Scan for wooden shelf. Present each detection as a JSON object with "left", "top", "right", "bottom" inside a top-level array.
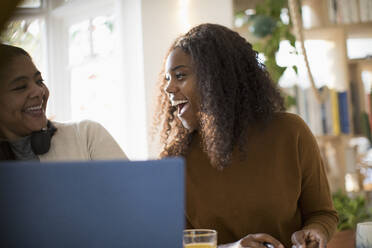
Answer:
[
  {"left": 303, "top": 22, "right": 372, "bottom": 36},
  {"left": 348, "top": 57, "right": 372, "bottom": 65},
  {"left": 303, "top": 21, "right": 372, "bottom": 29},
  {"left": 315, "top": 134, "right": 353, "bottom": 141}
]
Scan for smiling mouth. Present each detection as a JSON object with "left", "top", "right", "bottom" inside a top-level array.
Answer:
[
  {"left": 24, "top": 100, "right": 44, "bottom": 115},
  {"left": 171, "top": 99, "right": 189, "bottom": 115},
  {"left": 178, "top": 103, "right": 188, "bottom": 114}
]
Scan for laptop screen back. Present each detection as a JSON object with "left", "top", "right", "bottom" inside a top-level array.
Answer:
[{"left": 0, "top": 158, "right": 184, "bottom": 248}]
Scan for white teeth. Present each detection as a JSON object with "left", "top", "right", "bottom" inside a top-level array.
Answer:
[
  {"left": 171, "top": 100, "right": 188, "bottom": 107},
  {"left": 28, "top": 106, "right": 41, "bottom": 111},
  {"left": 25, "top": 103, "right": 43, "bottom": 112}
]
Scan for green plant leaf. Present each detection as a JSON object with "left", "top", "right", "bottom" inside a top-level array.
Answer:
[
  {"left": 238, "top": 0, "right": 300, "bottom": 85},
  {"left": 285, "top": 95, "right": 296, "bottom": 108},
  {"left": 293, "top": 65, "right": 298, "bottom": 74},
  {"left": 332, "top": 190, "right": 372, "bottom": 231}
]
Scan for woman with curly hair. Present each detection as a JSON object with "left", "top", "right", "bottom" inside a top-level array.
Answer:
[{"left": 153, "top": 23, "right": 337, "bottom": 248}]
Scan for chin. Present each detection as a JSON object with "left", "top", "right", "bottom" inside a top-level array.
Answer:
[
  {"left": 181, "top": 120, "right": 197, "bottom": 132},
  {"left": 30, "top": 119, "right": 48, "bottom": 132}
]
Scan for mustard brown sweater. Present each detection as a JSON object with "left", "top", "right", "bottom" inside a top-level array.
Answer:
[{"left": 185, "top": 112, "right": 338, "bottom": 247}]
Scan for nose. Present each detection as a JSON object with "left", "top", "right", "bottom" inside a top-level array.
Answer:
[
  {"left": 29, "top": 82, "right": 45, "bottom": 99},
  {"left": 164, "top": 78, "right": 178, "bottom": 94}
]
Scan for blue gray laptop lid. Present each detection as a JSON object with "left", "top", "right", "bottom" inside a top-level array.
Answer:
[{"left": 0, "top": 158, "right": 184, "bottom": 248}]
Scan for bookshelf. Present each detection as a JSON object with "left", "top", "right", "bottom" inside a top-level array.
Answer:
[
  {"left": 300, "top": 0, "right": 372, "bottom": 193},
  {"left": 302, "top": 0, "right": 372, "bottom": 27}
]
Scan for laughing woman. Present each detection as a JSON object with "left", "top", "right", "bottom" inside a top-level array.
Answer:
[
  {"left": 0, "top": 44, "right": 127, "bottom": 161},
  {"left": 153, "top": 24, "right": 338, "bottom": 248}
]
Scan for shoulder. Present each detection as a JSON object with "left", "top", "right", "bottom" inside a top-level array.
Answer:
[
  {"left": 52, "top": 120, "right": 106, "bottom": 133},
  {"left": 252, "top": 112, "right": 316, "bottom": 150},
  {"left": 51, "top": 120, "right": 111, "bottom": 145},
  {"left": 270, "top": 112, "right": 307, "bottom": 128},
  {"left": 51, "top": 121, "right": 77, "bottom": 135},
  {"left": 265, "top": 112, "right": 311, "bottom": 136}
]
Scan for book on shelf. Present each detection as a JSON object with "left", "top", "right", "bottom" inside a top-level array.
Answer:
[
  {"left": 367, "top": 93, "right": 372, "bottom": 134},
  {"left": 320, "top": 87, "right": 334, "bottom": 135},
  {"left": 361, "top": 112, "right": 372, "bottom": 143},
  {"left": 359, "top": 0, "right": 372, "bottom": 23},
  {"left": 348, "top": 80, "right": 372, "bottom": 142},
  {"left": 350, "top": 81, "right": 362, "bottom": 134},
  {"left": 340, "top": 0, "right": 351, "bottom": 24},
  {"left": 328, "top": 0, "right": 337, "bottom": 24},
  {"left": 349, "top": 0, "right": 360, "bottom": 23},
  {"left": 330, "top": 89, "right": 341, "bottom": 135},
  {"left": 284, "top": 85, "right": 350, "bottom": 136},
  {"left": 338, "top": 91, "right": 350, "bottom": 134},
  {"left": 296, "top": 84, "right": 309, "bottom": 124},
  {"left": 327, "top": 0, "right": 372, "bottom": 24},
  {"left": 306, "top": 88, "right": 324, "bottom": 135}
]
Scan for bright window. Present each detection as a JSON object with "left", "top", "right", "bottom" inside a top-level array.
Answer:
[
  {"left": 347, "top": 38, "right": 372, "bottom": 59},
  {"left": 0, "top": 18, "right": 46, "bottom": 83},
  {"left": 68, "top": 14, "right": 125, "bottom": 151}
]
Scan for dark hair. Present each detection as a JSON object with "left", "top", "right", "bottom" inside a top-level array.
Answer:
[
  {"left": 153, "top": 23, "right": 285, "bottom": 169},
  {"left": 0, "top": 43, "right": 31, "bottom": 71},
  {"left": 0, "top": 43, "right": 31, "bottom": 160}
]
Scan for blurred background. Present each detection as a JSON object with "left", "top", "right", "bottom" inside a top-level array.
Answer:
[{"left": 1, "top": 1, "right": 372, "bottom": 241}]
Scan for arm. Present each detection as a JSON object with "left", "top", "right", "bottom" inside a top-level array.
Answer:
[{"left": 293, "top": 122, "right": 338, "bottom": 246}]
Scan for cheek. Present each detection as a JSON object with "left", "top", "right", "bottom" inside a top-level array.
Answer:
[
  {"left": 185, "top": 80, "right": 200, "bottom": 106},
  {"left": 189, "top": 91, "right": 201, "bottom": 113},
  {"left": 44, "top": 87, "right": 50, "bottom": 103},
  {"left": 0, "top": 97, "right": 19, "bottom": 114}
]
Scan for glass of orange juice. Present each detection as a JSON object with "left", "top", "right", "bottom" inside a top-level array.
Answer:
[{"left": 183, "top": 229, "right": 217, "bottom": 248}]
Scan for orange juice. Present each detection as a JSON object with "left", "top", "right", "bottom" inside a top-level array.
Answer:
[{"left": 184, "top": 243, "right": 217, "bottom": 248}]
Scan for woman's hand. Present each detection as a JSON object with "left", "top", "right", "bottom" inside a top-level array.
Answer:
[
  {"left": 239, "top": 233, "right": 285, "bottom": 248},
  {"left": 291, "top": 229, "right": 327, "bottom": 248}
]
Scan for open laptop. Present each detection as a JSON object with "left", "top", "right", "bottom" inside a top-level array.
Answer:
[{"left": 0, "top": 158, "right": 184, "bottom": 248}]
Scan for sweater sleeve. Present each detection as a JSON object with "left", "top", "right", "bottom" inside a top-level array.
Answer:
[
  {"left": 297, "top": 120, "right": 338, "bottom": 241},
  {"left": 78, "top": 120, "right": 128, "bottom": 160}
]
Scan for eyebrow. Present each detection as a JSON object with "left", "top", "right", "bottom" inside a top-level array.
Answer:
[
  {"left": 9, "top": 76, "right": 28, "bottom": 85},
  {"left": 8, "top": 71, "right": 41, "bottom": 86},
  {"left": 171, "top": 65, "right": 189, "bottom": 71}
]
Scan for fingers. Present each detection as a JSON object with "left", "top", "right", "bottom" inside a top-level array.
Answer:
[
  {"left": 241, "top": 234, "right": 284, "bottom": 248},
  {"left": 291, "top": 229, "right": 327, "bottom": 248},
  {"left": 253, "top": 233, "right": 284, "bottom": 248},
  {"left": 240, "top": 241, "right": 267, "bottom": 248},
  {"left": 291, "top": 231, "right": 306, "bottom": 247},
  {"left": 263, "top": 242, "right": 275, "bottom": 248},
  {"left": 312, "top": 232, "right": 326, "bottom": 248}
]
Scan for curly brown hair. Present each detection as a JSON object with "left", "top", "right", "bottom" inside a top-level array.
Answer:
[{"left": 153, "top": 23, "right": 285, "bottom": 169}]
